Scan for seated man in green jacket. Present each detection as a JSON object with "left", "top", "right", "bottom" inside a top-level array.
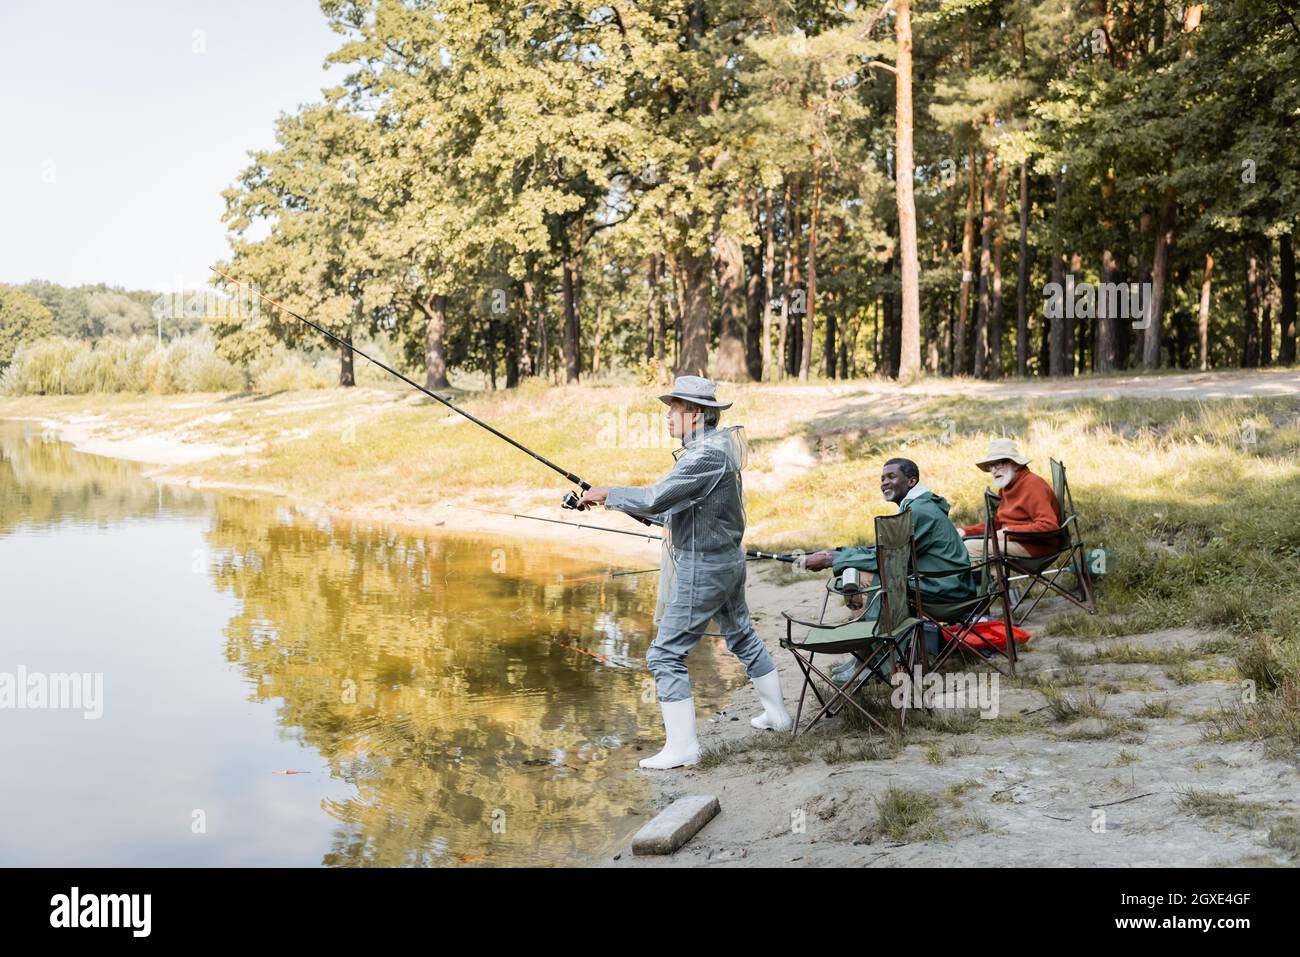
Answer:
[{"left": 804, "top": 457, "right": 975, "bottom": 680}]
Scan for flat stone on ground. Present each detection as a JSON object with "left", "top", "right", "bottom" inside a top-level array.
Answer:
[{"left": 631, "top": 795, "right": 721, "bottom": 856}]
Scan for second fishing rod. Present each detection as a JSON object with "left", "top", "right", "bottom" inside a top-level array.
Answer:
[{"left": 450, "top": 505, "right": 804, "bottom": 563}]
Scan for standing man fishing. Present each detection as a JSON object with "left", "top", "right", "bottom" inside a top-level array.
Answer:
[{"left": 577, "top": 376, "right": 793, "bottom": 769}]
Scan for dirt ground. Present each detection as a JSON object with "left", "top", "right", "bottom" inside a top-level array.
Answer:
[{"left": 608, "top": 562, "right": 1299, "bottom": 867}]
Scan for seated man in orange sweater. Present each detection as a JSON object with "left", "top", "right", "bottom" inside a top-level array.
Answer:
[{"left": 959, "top": 438, "right": 1061, "bottom": 562}]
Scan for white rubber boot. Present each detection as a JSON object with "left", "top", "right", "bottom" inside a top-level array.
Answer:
[
  {"left": 750, "top": 669, "right": 793, "bottom": 731},
  {"left": 639, "top": 698, "right": 700, "bottom": 770}
]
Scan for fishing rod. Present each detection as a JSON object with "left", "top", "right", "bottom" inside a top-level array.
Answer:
[
  {"left": 447, "top": 505, "right": 803, "bottom": 563},
  {"left": 451, "top": 504, "right": 662, "bottom": 542},
  {"left": 211, "top": 266, "right": 590, "bottom": 510}
]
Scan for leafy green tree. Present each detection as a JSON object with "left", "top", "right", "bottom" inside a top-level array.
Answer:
[{"left": 0, "top": 284, "right": 54, "bottom": 367}]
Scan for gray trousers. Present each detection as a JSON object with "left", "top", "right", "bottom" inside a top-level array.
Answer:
[{"left": 648, "top": 553, "right": 775, "bottom": 702}]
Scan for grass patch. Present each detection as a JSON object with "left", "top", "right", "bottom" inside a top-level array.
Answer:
[
  {"left": 1136, "top": 698, "right": 1177, "bottom": 718},
  {"left": 1089, "top": 644, "right": 1197, "bottom": 665},
  {"left": 868, "top": 786, "right": 948, "bottom": 843},
  {"left": 946, "top": 778, "right": 982, "bottom": 806},
  {"left": 1166, "top": 662, "right": 1238, "bottom": 686},
  {"left": 820, "top": 735, "right": 902, "bottom": 765},
  {"left": 1200, "top": 686, "right": 1300, "bottom": 761},
  {"left": 696, "top": 733, "right": 826, "bottom": 770},
  {"left": 1177, "top": 789, "right": 1269, "bottom": 829},
  {"left": 1041, "top": 684, "right": 1107, "bottom": 722},
  {"left": 1059, "top": 716, "right": 1146, "bottom": 742},
  {"left": 1267, "top": 817, "right": 1300, "bottom": 860},
  {"left": 1054, "top": 645, "right": 1090, "bottom": 667}
]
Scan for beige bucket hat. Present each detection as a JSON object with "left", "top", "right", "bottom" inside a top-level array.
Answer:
[{"left": 975, "top": 437, "right": 1032, "bottom": 471}]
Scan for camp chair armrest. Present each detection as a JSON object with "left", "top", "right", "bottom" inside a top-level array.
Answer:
[
  {"left": 910, "top": 565, "right": 983, "bottom": 580},
  {"left": 1002, "top": 526, "right": 1070, "bottom": 542},
  {"left": 782, "top": 610, "right": 841, "bottom": 630}
]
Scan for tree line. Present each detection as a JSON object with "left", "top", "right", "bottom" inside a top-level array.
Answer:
[{"left": 214, "top": 0, "right": 1300, "bottom": 390}]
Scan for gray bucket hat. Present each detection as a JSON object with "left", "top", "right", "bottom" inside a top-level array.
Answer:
[{"left": 657, "top": 375, "right": 732, "bottom": 410}]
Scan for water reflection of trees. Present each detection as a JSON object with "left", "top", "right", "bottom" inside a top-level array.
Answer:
[
  {"left": 206, "top": 497, "right": 743, "bottom": 867},
  {"left": 0, "top": 420, "right": 206, "bottom": 536}
]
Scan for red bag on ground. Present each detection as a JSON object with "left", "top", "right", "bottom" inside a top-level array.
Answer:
[{"left": 943, "top": 620, "right": 1032, "bottom": 651}]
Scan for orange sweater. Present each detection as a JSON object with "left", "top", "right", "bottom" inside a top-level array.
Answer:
[{"left": 960, "top": 468, "right": 1061, "bottom": 557}]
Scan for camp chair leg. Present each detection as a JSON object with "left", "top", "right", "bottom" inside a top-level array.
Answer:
[
  {"left": 786, "top": 649, "right": 829, "bottom": 736},
  {"left": 834, "top": 647, "right": 896, "bottom": 712},
  {"left": 1076, "top": 551, "right": 1099, "bottom": 614},
  {"left": 792, "top": 654, "right": 891, "bottom": 736},
  {"left": 1014, "top": 556, "right": 1095, "bottom": 620},
  {"left": 1010, "top": 542, "right": 1098, "bottom": 621}
]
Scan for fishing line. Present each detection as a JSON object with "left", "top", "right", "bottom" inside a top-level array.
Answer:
[{"left": 211, "top": 266, "right": 590, "bottom": 508}]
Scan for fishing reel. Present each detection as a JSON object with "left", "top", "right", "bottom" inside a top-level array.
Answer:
[{"left": 562, "top": 490, "right": 583, "bottom": 510}]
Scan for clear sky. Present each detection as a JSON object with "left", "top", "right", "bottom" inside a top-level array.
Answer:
[{"left": 0, "top": 1, "right": 345, "bottom": 293}]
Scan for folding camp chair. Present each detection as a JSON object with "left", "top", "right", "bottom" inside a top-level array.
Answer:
[
  {"left": 780, "top": 511, "right": 924, "bottom": 735},
  {"left": 999, "top": 458, "right": 1098, "bottom": 621},
  {"left": 920, "top": 489, "right": 1021, "bottom": 676}
]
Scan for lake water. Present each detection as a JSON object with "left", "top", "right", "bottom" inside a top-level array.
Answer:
[{"left": 0, "top": 420, "right": 748, "bottom": 866}]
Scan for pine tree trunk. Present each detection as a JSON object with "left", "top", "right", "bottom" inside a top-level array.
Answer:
[
  {"left": 337, "top": 292, "right": 360, "bottom": 387},
  {"left": 1017, "top": 160, "right": 1030, "bottom": 377},
  {"left": 1068, "top": 252, "right": 1080, "bottom": 373},
  {"left": 801, "top": 156, "right": 822, "bottom": 382},
  {"left": 665, "top": 251, "right": 685, "bottom": 368},
  {"left": 974, "top": 148, "right": 995, "bottom": 379},
  {"left": 895, "top": 0, "right": 921, "bottom": 380},
  {"left": 1097, "top": 250, "right": 1118, "bottom": 372},
  {"left": 1198, "top": 253, "right": 1213, "bottom": 371},
  {"left": 1142, "top": 186, "right": 1176, "bottom": 369},
  {"left": 561, "top": 228, "right": 581, "bottom": 384},
  {"left": 678, "top": 245, "right": 712, "bottom": 377},
  {"left": 789, "top": 175, "right": 804, "bottom": 378},
  {"left": 505, "top": 313, "right": 520, "bottom": 388},
  {"left": 517, "top": 276, "right": 533, "bottom": 379},
  {"left": 339, "top": 333, "right": 355, "bottom": 387},
  {"left": 1261, "top": 237, "right": 1274, "bottom": 367},
  {"left": 656, "top": 257, "right": 669, "bottom": 370},
  {"left": 646, "top": 255, "right": 657, "bottom": 361},
  {"left": 873, "top": 298, "right": 882, "bottom": 375},
  {"left": 714, "top": 207, "right": 750, "bottom": 381},
  {"left": 762, "top": 187, "right": 776, "bottom": 380},
  {"left": 777, "top": 179, "right": 793, "bottom": 380},
  {"left": 1279, "top": 232, "right": 1296, "bottom": 365},
  {"left": 989, "top": 160, "right": 1008, "bottom": 379},
  {"left": 1243, "top": 234, "right": 1260, "bottom": 368},
  {"left": 926, "top": 297, "right": 941, "bottom": 374},
  {"left": 1049, "top": 172, "right": 1066, "bottom": 377},
  {"left": 822, "top": 313, "right": 836, "bottom": 378},
  {"left": 957, "top": 146, "right": 977, "bottom": 375},
  {"left": 744, "top": 192, "right": 764, "bottom": 381},
  {"left": 419, "top": 292, "right": 449, "bottom": 390}
]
